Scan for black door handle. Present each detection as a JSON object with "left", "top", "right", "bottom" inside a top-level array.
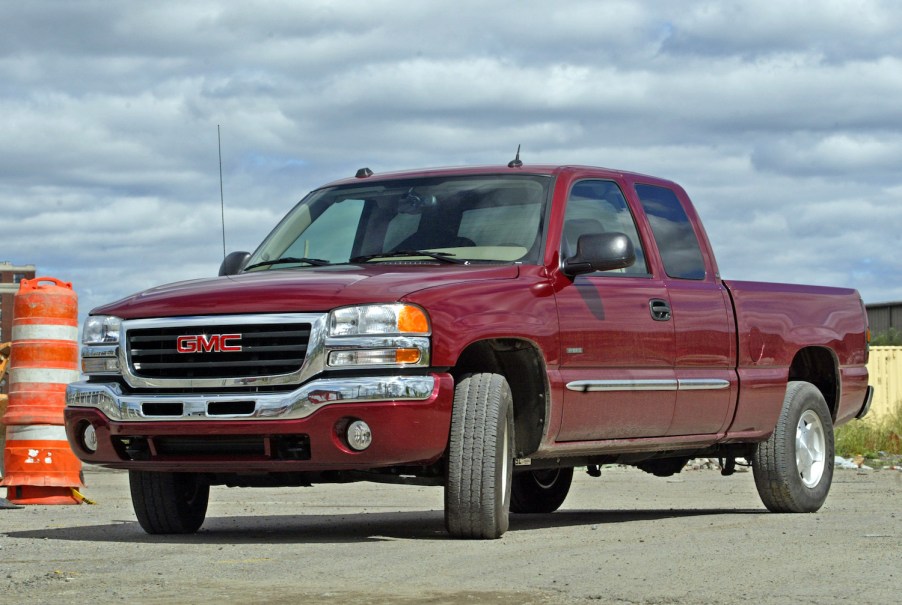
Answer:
[{"left": 649, "top": 299, "right": 671, "bottom": 321}]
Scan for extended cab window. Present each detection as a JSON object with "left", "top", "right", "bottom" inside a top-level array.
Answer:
[
  {"left": 634, "top": 184, "right": 706, "bottom": 280},
  {"left": 562, "top": 180, "right": 648, "bottom": 276}
]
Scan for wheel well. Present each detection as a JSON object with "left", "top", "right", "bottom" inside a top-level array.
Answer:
[
  {"left": 788, "top": 347, "right": 839, "bottom": 420},
  {"left": 451, "top": 339, "right": 548, "bottom": 457}
]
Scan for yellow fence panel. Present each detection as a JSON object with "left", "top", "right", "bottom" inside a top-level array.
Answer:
[{"left": 865, "top": 346, "right": 902, "bottom": 424}]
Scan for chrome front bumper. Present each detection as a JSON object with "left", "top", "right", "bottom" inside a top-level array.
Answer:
[{"left": 66, "top": 375, "right": 437, "bottom": 422}]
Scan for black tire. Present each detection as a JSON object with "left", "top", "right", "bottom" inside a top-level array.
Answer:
[
  {"left": 752, "top": 381, "right": 834, "bottom": 513},
  {"left": 444, "top": 373, "right": 515, "bottom": 539},
  {"left": 510, "top": 467, "right": 573, "bottom": 514},
  {"left": 129, "top": 470, "right": 210, "bottom": 534}
]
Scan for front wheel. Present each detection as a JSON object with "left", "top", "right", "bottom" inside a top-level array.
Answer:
[
  {"left": 444, "top": 373, "right": 515, "bottom": 539},
  {"left": 752, "top": 381, "right": 834, "bottom": 513},
  {"left": 129, "top": 470, "right": 210, "bottom": 534}
]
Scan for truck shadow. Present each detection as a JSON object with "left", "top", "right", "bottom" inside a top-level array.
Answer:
[{"left": 4, "top": 507, "right": 764, "bottom": 545}]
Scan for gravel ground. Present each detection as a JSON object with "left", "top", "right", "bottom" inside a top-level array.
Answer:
[{"left": 1, "top": 464, "right": 899, "bottom": 605}]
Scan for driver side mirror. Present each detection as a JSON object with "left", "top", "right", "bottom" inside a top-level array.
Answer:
[
  {"left": 562, "top": 232, "right": 635, "bottom": 277},
  {"left": 219, "top": 251, "right": 250, "bottom": 276}
]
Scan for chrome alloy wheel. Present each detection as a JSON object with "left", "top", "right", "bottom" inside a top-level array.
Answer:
[{"left": 796, "top": 409, "right": 827, "bottom": 488}]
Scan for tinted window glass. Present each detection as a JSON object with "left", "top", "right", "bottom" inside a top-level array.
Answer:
[
  {"left": 634, "top": 184, "right": 705, "bottom": 280},
  {"left": 459, "top": 202, "right": 542, "bottom": 248},
  {"left": 246, "top": 174, "right": 551, "bottom": 269},
  {"left": 562, "top": 180, "right": 648, "bottom": 275},
  {"left": 283, "top": 199, "right": 365, "bottom": 262},
  {"left": 384, "top": 212, "right": 421, "bottom": 250}
]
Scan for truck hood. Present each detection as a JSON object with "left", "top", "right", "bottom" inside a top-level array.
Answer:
[{"left": 93, "top": 264, "right": 521, "bottom": 319}]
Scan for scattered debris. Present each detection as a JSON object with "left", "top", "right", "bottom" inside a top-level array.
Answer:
[
  {"left": 834, "top": 456, "right": 872, "bottom": 470},
  {"left": 686, "top": 458, "right": 750, "bottom": 472},
  {"left": 835, "top": 452, "right": 902, "bottom": 471}
]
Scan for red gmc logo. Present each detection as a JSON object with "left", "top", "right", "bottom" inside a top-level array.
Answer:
[{"left": 176, "top": 334, "right": 242, "bottom": 354}]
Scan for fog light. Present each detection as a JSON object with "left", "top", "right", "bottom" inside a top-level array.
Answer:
[
  {"left": 347, "top": 420, "right": 372, "bottom": 451},
  {"left": 330, "top": 349, "right": 396, "bottom": 366},
  {"left": 82, "top": 423, "right": 98, "bottom": 453},
  {"left": 82, "top": 356, "right": 120, "bottom": 373}
]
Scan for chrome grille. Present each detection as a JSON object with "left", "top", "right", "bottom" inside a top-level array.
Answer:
[{"left": 126, "top": 322, "right": 312, "bottom": 380}]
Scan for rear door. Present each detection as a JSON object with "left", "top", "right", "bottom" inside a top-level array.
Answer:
[{"left": 633, "top": 183, "right": 736, "bottom": 435}]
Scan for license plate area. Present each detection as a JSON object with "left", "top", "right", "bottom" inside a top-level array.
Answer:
[{"left": 113, "top": 434, "right": 311, "bottom": 461}]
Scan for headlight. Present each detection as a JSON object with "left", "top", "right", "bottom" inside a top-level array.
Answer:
[
  {"left": 328, "top": 304, "right": 430, "bottom": 337},
  {"left": 325, "top": 304, "right": 431, "bottom": 369},
  {"left": 83, "top": 315, "right": 122, "bottom": 345}
]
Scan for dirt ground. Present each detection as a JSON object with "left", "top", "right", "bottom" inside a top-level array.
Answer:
[{"left": 1, "top": 465, "right": 899, "bottom": 605}]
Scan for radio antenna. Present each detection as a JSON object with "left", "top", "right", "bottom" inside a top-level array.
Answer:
[{"left": 218, "top": 124, "right": 227, "bottom": 260}]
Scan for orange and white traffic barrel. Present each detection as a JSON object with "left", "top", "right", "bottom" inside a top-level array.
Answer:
[
  {"left": 0, "top": 277, "right": 84, "bottom": 505},
  {"left": 0, "top": 342, "right": 9, "bottom": 483},
  {"left": 3, "top": 277, "right": 79, "bottom": 425}
]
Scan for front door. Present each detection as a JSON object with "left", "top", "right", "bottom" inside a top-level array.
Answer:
[{"left": 555, "top": 179, "right": 677, "bottom": 441}]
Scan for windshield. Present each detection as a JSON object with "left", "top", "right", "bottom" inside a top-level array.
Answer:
[{"left": 245, "top": 174, "right": 551, "bottom": 270}]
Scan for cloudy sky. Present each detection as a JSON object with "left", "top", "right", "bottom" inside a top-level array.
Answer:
[{"left": 3, "top": 0, "right": 901, "bottom": 329}]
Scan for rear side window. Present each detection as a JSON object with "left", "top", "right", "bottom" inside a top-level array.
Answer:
[{"left": 634, "top": 184, "right": 706, "bottom": 280}]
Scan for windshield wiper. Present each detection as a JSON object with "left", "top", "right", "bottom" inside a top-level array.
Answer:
[
  {"left": 244, "top": 257, "right": 331, "bottom": 271},
  {"left": 350, "top": 250, "right": 466, "bottom": 264}
]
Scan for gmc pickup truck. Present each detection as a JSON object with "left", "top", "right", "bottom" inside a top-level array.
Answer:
[{"left": 65, "top": 162, "right": 873, "bottom": 539}]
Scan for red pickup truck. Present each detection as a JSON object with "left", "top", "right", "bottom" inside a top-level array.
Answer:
[{"left": 65, "top": 163, "right": 873, "bottom": 539}]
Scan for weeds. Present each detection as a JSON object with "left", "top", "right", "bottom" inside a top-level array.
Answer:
[
  {"left": 870, "top": 327, "right": 902, "bottom": 346},
  {"left": 835, "top": 400, "right": 902, "bottom": 459}
]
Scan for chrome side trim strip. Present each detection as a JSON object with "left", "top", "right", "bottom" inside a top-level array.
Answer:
[
  {"left": 566, "top": 379, "right": 678, "bottom": 392},
  {"left": 66, "top": 375, "right": 436, "bottom": 422},
  {"left": 566, "top": 378, "right": 730, "bottom": 392},
  {"left": 677, "top": 379, "right": 731, "bottom": 391}
]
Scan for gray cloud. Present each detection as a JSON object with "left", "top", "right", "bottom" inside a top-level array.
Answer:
[{"left": 2, "top": 0, "right": 901, "bottom": 330}]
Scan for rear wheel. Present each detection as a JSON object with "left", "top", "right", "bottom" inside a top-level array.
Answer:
[
  {"left": 510, "top": 467, "right": 573, "bottom": 514},
  {"left": 444, "top": 373, "right": 514, "bottom": 539},
  {"left": 129, "top": 470, "right": 209, "bottom": 534},
  {"left": 752, "top": 381, "right": 834, "bottom": 513}
]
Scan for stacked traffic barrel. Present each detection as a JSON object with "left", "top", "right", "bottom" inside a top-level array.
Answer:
[
  {"left": 0, "top": 342, "right": 10, "bottom": 476},
  {"left": 0, "top": 277, "right": 84, "bottom": 504}
]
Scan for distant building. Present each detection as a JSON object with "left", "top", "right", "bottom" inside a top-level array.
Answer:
[
  {"left": 866, "top": 301, "right": 902, "bottom": 335},
  {"left": 1, "top": 262, "right": 36, "bottom": 393}
]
